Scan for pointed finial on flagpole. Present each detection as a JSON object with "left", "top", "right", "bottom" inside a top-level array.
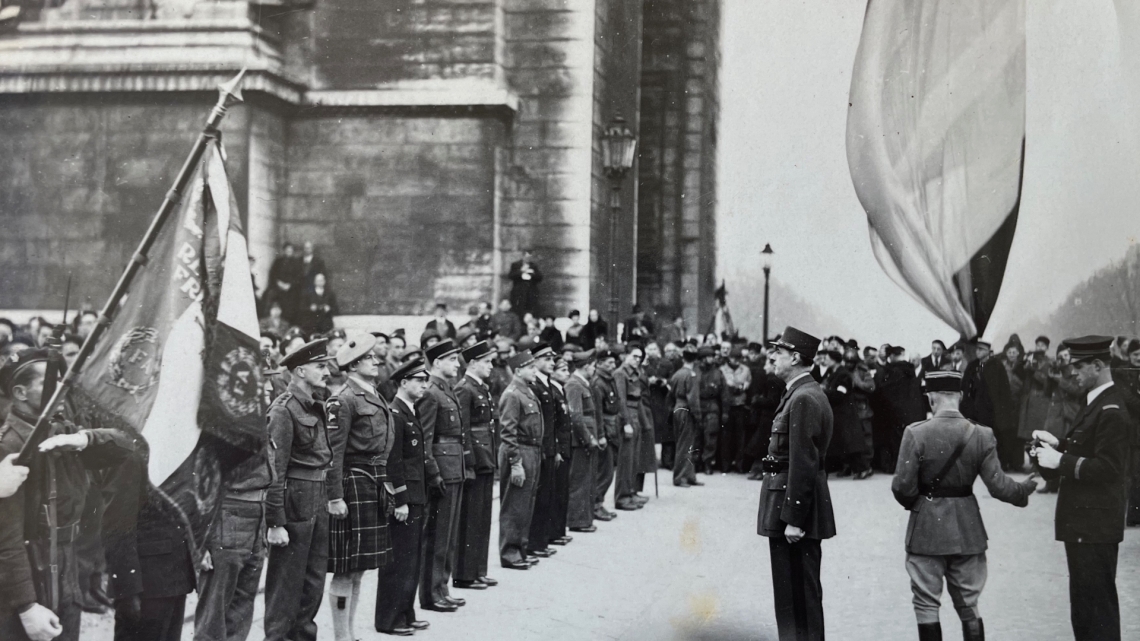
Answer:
[{"left": 207, "top": 68, "right": 248, "bottom": 130}]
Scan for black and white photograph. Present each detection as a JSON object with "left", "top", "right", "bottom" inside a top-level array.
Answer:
[{"left": 1, "top": 1, "right": 1138, "bottom": 640}]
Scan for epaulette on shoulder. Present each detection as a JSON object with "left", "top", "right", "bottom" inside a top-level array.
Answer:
[
  {"left": 1102, "top": 404, "right": 1122, "bottom": 411},
  {"left": 271, "top": 392, "right": 293, "bottom": 408}
]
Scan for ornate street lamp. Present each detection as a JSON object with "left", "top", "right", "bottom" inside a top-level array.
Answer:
[
  {"left": 601, "top": 114, "right": 637, "bottom": 337},
  {"left": 761, "top": 243, "right": 774, "bottom": 343}
]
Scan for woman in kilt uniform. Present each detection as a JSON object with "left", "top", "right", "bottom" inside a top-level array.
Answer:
[{"left": 328, "top": 333, "right": 397, "bottom": 641}]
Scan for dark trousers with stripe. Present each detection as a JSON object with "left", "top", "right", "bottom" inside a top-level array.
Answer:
[
  {"left": 375, "top": 504, "right": 425, "bottom": 632},
  {"left": 552, "top": 449, "right": 572, "bottom": 538},
  {"left": 419, "top": 481, "right": 462, "bottom": 606},
  {"left": 769, "top": 536, "right": 825, "bottom": 641},
  {"left": 455, "top": 473, "right": 494, "bottom": 582},
  {"left": 1065, "top": 542, "right": 1120, "bottom": 641},
  {"left": 528, "top": 455, "right": 556, "bottom": 551}
]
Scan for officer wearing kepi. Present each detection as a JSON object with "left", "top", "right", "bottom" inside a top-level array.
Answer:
[
  {"left": 0, "top": 349, "right": 136, "bottom": 641},
  {"left": 892, "top": 370, "right": 1036, "bottom": 641},
  {"left": 757, "top": 327, "right": 835, "bottom": 641},
  {"left": 452, "top": 340, "right": 500, "bottom": 590},
  {"left": 264, "top": 339, "right": 337, "bottom": 641},
  {"left": 1031, "top": 335, "right": 1132, "bottom": 641}
]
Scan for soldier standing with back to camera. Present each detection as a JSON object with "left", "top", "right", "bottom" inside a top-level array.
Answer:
[
  {"left": 452, "top": 341, "right": 500, "bottom": 590},
  {"left": 374, "top": 358, "right": 431, "bottom": 636},
  {"left": 1031, "top": 335, "right": 1132, "bottom": 641},
  {"left": 417, "top": 339, "right": 468, "bottom": 613},
  {"left": 892, "top": 370, "right": 1037, "bottom": 641},
  {"left": 263, "top": 339, "right": 337, "bottom": 641},
  {"left": 757, "top": 327, "right": 835, "bottom": 641},
  {"left": 0, "top": 349, "right": 135, "bottom": 641}
]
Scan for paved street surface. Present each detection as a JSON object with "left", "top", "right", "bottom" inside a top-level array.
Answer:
[{"left": 82, "top": 470, "right": 1140, "bottom": 641}]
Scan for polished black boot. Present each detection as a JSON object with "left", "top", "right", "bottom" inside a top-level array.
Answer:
[
  {"left": 962, "top": 618, "right": 984, "bottom": 641},
  {"left": 917, "top": 622, "right": 942, "bottom": 641}
]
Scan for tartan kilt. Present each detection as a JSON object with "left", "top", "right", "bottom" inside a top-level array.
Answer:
[{"left": 328, "top": 463, "right": 392, "bottom": 573}]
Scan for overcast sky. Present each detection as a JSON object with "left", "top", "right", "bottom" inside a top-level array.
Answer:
[{"left": 717, "top": 0, "right": 1140, "bottom": 352}]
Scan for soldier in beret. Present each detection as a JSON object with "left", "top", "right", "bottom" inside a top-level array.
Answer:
[
  {"left": 264, "top": 339, "right": 337, "bottom": 641},
  {"left": 0, "top": 348, "right": 136, "bottom": 641},
  {"left": 326, "top": 333, "right": 395, "bottom": 641},
  {"left": 565, "top": 350, "right": 601, "bottom": 533},
  {"left": 374, "top": 359, "right": 432, "bottom": 636},
  {"left": 757, "top": 327, "right": 835, "bottom": 641},
  {"left": 892, "top": 370, "right": 1036, "bottom": 641},
  {"left": 417, "top": 340, "right": 468, "bottom": 613},
  {"left": 498, "top": 351, "right": 544, "bottom": 569},
  {"left": 1031, "top": 335, "right": 1132, "bottom": 641},
  {"left": 452, "top": 341, "right": 500, "bottom": 590}
]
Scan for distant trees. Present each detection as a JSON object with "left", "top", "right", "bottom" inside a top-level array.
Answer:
[{"left": 1017, "top": 244, "right": 1140, "bottom": 341}]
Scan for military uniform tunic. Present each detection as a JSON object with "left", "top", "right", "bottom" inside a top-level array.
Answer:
[
  {"left": 453, "top": 373, "right": 498, "bottom": 583},
  {"left": 264, "top": 381, "right": 335, "bottom": 641},
  {"left": 527, "top": 375, "right": 558, "bottom": 551},
  {"left": 565, "top": 373, "right": 600, "bottom": 528},
  {"left": 497, "top": 377, "right": 544, "bottom": 564},
  {"left": 591, "top": 370, "right": 622, "bottom": 508},
  {"left": 0, "top": 411, "right": 135, "bottom": 641},
  {"left": 667, "top": 365, "right": 701, "bottom": 483}
]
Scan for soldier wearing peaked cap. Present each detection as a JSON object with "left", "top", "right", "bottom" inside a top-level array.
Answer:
[
  {"left": 0, "top": 349, "right": 136, "bottom": 641},
  {"left": 757, "top": 327, "right": 834, "bottom": 641},
  {"left": 325, "top": 332, "right": 397, "bottom": 641},
  {"left": 892, "top": 370, "right": 1036, "bottom": 641},
  {"left": 373, "top": 358, "right": 432, "bottom": 636},
  {"left": 264, "top": 338, "right": 337, "bottom": 641},
  {"left": 564, "top": 350, "right": 601, "bottom": 532},
  {"left": 1031, "top": 335, "right": 1132, "bottom": 641},
  {"left": 497, "top": 351, "right": 544, "bottom": 569},
  {"left": 416, "top": 340, "right": 469, "bottom": 612},
  {"left": 526, "top": 343, "right": 561, "bottom": 556},
  {"left": 452, "top": 341, "right": 500, "bottom": 590}
]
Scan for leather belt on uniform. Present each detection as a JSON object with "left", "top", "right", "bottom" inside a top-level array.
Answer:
[
  {"left": 918, "top": 486, "right": 973, "bottom": 499},
  {"left": 345, "top": 454, "right": 388, "bottom": 467},
  {"left": 286, "top": 468, "right": 329, "bottom": 482},
  {"left": 760, "top": 457, "right": 788, "bottom": 474},
  {"left": 435, "top": 435, "right": 463, "bottom": 444},
  {"left": 53, "top": 523, "right": 80, "bottom": 545},
  {"left": 470, "top": 426, "right": 493, "bottom": 433},
  {"left": 226, "top": 488, "right": 268, "bottom": 502},
  {"left": 516, "top": 436, "right": 541, "bottom": 447}
]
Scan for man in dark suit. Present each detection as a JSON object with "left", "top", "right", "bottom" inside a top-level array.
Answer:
[
  {"left": 892, "top": 371, "right": 1036, "bottom": 641},
  {"left": 1032, "top": 335, "right": 1132, "bottom": 641},
  {"left": 374, "top": 358, "right": 431, "bottom": 636},
  {"left": 920, "top": 340, "right": 948, "bottom": 379},
  {"left": 961, "top": 340, "right": 1018, "bottom": 471},
  {"left": 507, "top": 251, "right": 543, "bottom": 317},
  {"left": 757, "top": 326, "right": 835, "bottom": 641},
  {"left": 424, "top": 304, "right": 457, "bottom": 342}
]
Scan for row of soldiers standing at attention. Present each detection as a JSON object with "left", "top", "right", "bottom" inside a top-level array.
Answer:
[{"left": 205, "top": 331, "right": 664, "bottom": 640}]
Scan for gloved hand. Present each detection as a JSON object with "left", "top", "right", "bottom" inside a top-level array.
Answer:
[
  {"left": 20, "top": 603, "right": 62, "bottom": 641},
  {"left": 327, "top": 498, "right": 348, "bottom": 519},
  {"left": 509, "top": 462, "right": 525, "bottom": 487},
  {"left": 429, "top": 476, "right": 446, "bottom": 496},
  {"left": 623, "top": 424, "right": 634, "bottom": 439}
]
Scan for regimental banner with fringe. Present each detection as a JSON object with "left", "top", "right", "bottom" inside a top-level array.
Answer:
[{"left": 71, "top": 138, "right": 264, "bottom": 549}]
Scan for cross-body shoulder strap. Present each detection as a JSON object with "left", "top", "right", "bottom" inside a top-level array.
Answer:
[{"left": 926, "top": 423, "right": 975, "bottom": 494}]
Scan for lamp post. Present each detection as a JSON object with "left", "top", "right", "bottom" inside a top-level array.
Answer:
[
  {"left": 601, "top": 114, "right": 637, "bottom": 339},
  {"left": 761, "top": 243, "right": 774, "bottom": 343}
]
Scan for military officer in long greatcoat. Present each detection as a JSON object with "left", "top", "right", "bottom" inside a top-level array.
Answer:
[
  {"left": 1032, "top": 335, "right": 1132, "bottom": 641},
  {"left": 757, "top": 327, "right": 835, "bottom": 641},
  {"left": 892, "top": 371, "right": 1036, "bottom": 641}
]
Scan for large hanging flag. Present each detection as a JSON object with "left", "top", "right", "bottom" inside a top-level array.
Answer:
[
  {"left": 846, "top": 0, "right": 1026, "bottom": 339},
  {"left": 71, "top": 139, "right": 264, "bottom": 546}
]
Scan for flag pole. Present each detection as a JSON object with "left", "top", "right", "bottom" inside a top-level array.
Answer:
[{"left": 16, "top": 69, "right": 247, "bottom": 465}]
